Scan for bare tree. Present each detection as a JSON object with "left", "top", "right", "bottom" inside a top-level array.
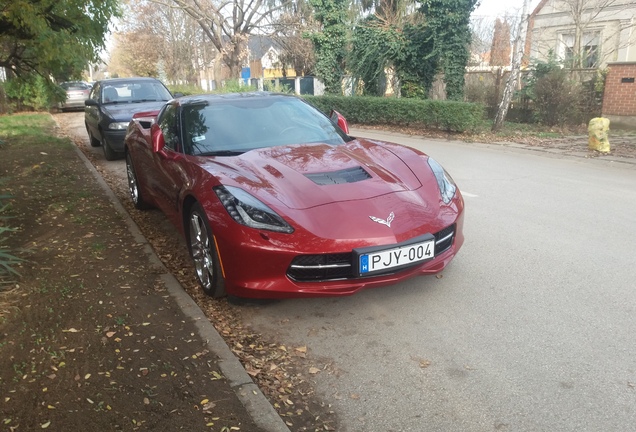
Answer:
[
  {"left": 529, "top": 0, "right": 626, "bottom": 69},
  {"left": 492, "top": 0, "right": 530, "bottom": 131},
  {"left": 557, "top": 0, "right": 619, "bottom": 68},
  {"left": 271, "top": 0, "right": 318, "bottom": 76},
  {"left": 469, "top": 16, "right": 495, "bottom": 66},
  {"left": 469, "top": 8, "right": 520, "bottom": 67},
  {"left": 109, "top": 31, "right": 163, "bottom": 77},
  {"left": 109, "top": 0, "right": 209, "bottom": 84},
  {"left": 162, "top": 0, "right": 293, "bottom": 79}
]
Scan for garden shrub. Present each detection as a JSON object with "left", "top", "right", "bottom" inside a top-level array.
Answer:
[
  {"left": 578, "top": 69, "right": 606, "bottom": 122},
  {"left": 1, "top": 74, "right": 65, "bottom": 112},
  {"left": 532, "top": 68, "right": 583, "bottom": 127},
  {"left": 167, "top": 84, "right": 206, "bottom": 96},
  {"left": 304, "top": 95, "right": 483, "bottom": 133}
]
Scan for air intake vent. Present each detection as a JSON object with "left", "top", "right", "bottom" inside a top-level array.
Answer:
[{"left": 305, "top": 166, "right": 371, "bottom": 185}]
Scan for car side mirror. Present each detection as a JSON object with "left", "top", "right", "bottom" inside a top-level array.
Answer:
[
  {"left": 85, "top": 99, "right": 98, "bottom": 107},
  {"left": 173, "top": 92, "right": 184, "bottom": 98},
  {"left": 329, "top": 109, "right": 349, "bottom": 134},
  {"left": 151, "top": 123, "right": 165, "bottom": 153}
]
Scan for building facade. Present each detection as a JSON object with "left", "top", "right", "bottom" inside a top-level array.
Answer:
[{"left": 527, "top": 0, "right": 636, "bottom": 69}]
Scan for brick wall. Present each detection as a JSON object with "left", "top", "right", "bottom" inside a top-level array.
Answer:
[{"left": 602, "top": 62, "right": 636, "bottom": 116}]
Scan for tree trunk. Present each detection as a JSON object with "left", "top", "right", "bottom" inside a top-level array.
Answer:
[{"left": 492, "top": 0, "right": 531, "bottom": 132}]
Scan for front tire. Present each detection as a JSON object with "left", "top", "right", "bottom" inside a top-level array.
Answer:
[
  {"left": 126, "top": 153, "right": 151, "bottom": 210},
  {"left": 86, "top": 124, "right": 101, "bottom": 147},
  {"left": 188, "top": 203, "right": 226, "bottom": 298}
]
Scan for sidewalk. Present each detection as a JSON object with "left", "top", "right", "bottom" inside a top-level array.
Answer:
[
  {"left": 71, "top": 131, "right": 291, "bottom": 432},
  {"left": 0, "top": 116, "right": 289, "bottom": 432}
]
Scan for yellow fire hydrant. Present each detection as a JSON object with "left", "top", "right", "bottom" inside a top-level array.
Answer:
[{"left": 588, "top": 117, "right": 610, "bottom": 153}]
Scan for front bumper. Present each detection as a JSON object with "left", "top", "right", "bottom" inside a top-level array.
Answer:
[
  {"left": 102, "top": 129, "right": 126, "bottom": 153},
  {"left": 213, "top": 208, "right": 465, "bottom": 299}
]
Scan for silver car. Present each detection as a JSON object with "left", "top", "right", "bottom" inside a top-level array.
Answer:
[{"left": 60, "top": 81, "right": 92, "bottom": 111}]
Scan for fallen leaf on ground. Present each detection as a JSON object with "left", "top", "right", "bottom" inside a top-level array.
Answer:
[{"left": 419, "top": 360, "right": 431, "bottom": 368}]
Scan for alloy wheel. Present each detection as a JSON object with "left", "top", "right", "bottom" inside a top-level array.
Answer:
[
  {"left": 126, "top": 155, "right": 139, "bottom": 205},
  {"left": 189, "top": 212, "right": 214, "bottom": 292}
]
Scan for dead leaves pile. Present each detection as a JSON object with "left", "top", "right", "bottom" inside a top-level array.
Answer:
[
  {"left": 205, "top": 304, "right": 337, "bottom": 431},
  {"left": 0, "top": 124, "right": 258, "bottom": 432}
]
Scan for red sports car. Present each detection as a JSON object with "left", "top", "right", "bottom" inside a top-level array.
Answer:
[{"left": 124, "top": 92, "right": 464, "bottom": 299}]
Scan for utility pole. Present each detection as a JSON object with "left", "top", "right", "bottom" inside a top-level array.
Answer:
[{"left": 492, "top": 0, "right": 531, "bottom": 131}]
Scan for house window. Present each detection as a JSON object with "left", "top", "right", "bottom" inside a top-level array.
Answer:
[{"left": 559, "top": 31, "right": 600, "bottom": 68}]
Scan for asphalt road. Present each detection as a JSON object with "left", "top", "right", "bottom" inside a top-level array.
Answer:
[
  {"left": 60, "top": 112, "right": 636, "bottom": 431},
  {"left": 243, "top": 132, "right": 636, "bottom": 432}
]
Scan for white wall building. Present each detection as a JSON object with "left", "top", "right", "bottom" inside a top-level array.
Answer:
[{"left": 527, "top": 0, "right": 636, "bottom": 68}]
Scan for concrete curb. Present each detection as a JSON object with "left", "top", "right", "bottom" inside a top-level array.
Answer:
[{"left": 70, "top": 143, "right": 291, "bottom": 432}]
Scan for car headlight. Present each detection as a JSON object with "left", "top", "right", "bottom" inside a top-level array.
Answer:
[
  {"left": 108, "top": 121, "right": 130, "bottom": 130},
  {"left": 427, "top": 157, "right": 457, "bottom": 204},
  {"left": 214, "top": 185, "right": 294, "bottom": 233}
]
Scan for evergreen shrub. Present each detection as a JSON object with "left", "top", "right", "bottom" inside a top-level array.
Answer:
[
  {"left": 305, "top": 95, "right": 483, "bottom": 133},
  {"left": 1, "top": 75, "right": 65, "bottom": 112}
]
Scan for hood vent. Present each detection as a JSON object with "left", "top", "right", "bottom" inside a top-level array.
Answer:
[{"left": 305, "top": 166, "right": 371, "bottom": 185}]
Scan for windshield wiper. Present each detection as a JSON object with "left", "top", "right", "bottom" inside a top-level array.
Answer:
[{"left": 198, "top": 150, "right": 244, "bottom": 157}]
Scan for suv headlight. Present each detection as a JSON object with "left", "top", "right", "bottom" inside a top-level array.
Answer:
[
  {"left": 427, "top": 157, "right": 457, "bottom": 204},
  {"left": 214, "top": 186, "right": 294, "bottom": 233}
]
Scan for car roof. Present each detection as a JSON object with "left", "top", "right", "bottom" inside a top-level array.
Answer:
[{"left": 97, "top": 77, "right": 164, "bottom": 85}]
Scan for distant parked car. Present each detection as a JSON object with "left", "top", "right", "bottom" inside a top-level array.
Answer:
[
  {"left": 59, "top": 81, "right": 92, "bottom": 111},
  {"left": 84, "top": 77, "right": 173, "bottom": 160}
]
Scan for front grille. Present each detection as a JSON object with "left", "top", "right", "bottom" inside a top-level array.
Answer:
[
  {"left": 434, "top": 224, "right": 455, "bottom": 255},
  {"left": 287, "top": 225, "right": 456, "bottom": 282},
  {"left": 287, "top": 253, "right": 353, "bottom": 281},
  {"left": 305, "top": 166, "right": 371, "bottom": 185}
]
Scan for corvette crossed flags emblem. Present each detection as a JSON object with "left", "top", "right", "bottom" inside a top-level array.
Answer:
[{"left": 369, "top": 212, "right": 395, "bottom": 228}]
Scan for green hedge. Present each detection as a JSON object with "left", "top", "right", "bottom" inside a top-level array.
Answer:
[
  {"left": 1, "top": 75, "right": 66, "bottom": 113},
  {"left": 304, "top": 95, "right": 484, "bottom": 133}
]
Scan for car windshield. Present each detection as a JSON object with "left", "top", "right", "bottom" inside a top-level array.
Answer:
[
  {"left": 101, "top": 81, "right": 172, "bottom": 104},
  {"left": 182, "top": 96, "right": 349, "bottom": 156}
]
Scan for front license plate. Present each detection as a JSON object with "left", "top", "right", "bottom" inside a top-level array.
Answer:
[{"left": 358, "top": 238, "right": 435, "bottom": 275}]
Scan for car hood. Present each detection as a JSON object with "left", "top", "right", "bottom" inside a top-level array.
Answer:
[
  {"left": 202, "top": 138, "right": 434, "bottom": 210},
  {"left": 101, "top": 101, "right": 168, "bottom": 122}
]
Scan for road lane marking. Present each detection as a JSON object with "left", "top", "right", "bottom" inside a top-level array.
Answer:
[{"left": 461, "top": 191, "right": 479, "bottom": 198}]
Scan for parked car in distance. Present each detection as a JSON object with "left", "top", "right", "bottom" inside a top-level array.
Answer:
[
  {"left": 84, "top": 77, "right": 173, "bottom": 160},
  {"left": 59, "top": 81, "right": 92, "bottom": 111},
  {"left": 124, "top": 92, "right": 465, "bottom": 299}
]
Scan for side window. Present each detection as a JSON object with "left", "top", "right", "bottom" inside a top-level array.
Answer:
[{"left": 158, "top": 104, "right": 180, "bottom": 152}]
